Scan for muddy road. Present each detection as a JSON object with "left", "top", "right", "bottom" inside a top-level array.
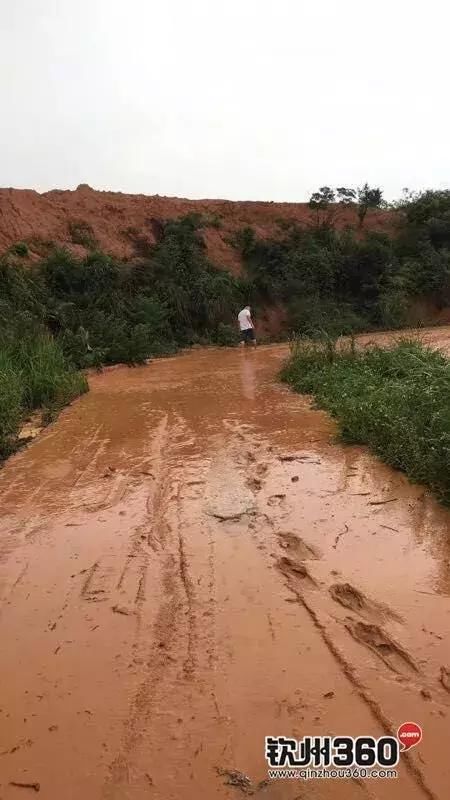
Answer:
[{"left": 1, "top": 328, "right": 450, "bottom": 800}]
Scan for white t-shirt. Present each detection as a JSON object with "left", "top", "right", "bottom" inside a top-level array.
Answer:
[{"left": 238, "top": 308, "right": 252, "bottom": 331}]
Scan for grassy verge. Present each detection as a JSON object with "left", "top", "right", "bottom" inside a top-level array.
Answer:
[
  {"left": 0, "top": 334, "right": 88, "bottom": 459},
  {"left": 281, "top": 337, "right": 450, "bottom": 504}
]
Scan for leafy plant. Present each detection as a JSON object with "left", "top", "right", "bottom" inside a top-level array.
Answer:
[{"left": 10, "top": 242, "right": 29, "bottom": 257}]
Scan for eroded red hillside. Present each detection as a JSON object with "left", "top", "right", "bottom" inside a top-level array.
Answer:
[{"left": 0, "top": 185, "right": 397, "bottom": 273}]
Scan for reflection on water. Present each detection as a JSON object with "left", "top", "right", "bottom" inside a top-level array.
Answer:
[{"left": 239, "top": 349, "right": 257, "bottom": 401}]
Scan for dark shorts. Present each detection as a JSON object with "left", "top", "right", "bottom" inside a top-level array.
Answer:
[{"left": 240, "top": 328, "right": 255, "bottom": 343}]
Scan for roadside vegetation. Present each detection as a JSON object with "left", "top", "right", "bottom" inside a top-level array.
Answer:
[
  {"left": 2, "top": 188, "right": 450, "bottom": 461},
  {"left": 281, "top": 337, "right": 450, "bottom": 505},
  {"left": 0, "top": 215, "right": 248, "bottom": 457},
  {"left": 0, "top": 263, "right": 88, "bottom": 457},
  {"left": 236, "top": 188, "right": 450, "bottom": 336}
]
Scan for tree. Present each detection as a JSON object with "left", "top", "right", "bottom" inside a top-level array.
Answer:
[
  {"left": 336, "top": 187, "right": 356, "bottom": 204},
  {"left": 308, "top": 186, "right": 336, "bottom": 210},
  {"left": 357, "top": 183, "right": 384, "bottom": 226}
]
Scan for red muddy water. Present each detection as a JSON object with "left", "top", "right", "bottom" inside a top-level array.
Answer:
[{"left": 1, "top": 327, "right": 450, "bottom": 799}]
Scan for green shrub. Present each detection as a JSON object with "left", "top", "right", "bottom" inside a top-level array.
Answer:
[
  {"left": 213, "top": 323, "right": 238, "bottom": 346},
  {"left": 68, "top": 220, "right": 97, "bottom": 249},
  {"left": 287, "top": 296, "right": 368, "bottom": 337},
  {"left": 10, "top": 242, "right": 29, "bottom": 257},
  {"left": 202, "top": 214, "right": 223, "bottom": 229}
]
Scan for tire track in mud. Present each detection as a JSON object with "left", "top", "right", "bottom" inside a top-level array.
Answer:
[
  {"left": 106, "top": 428, "right": 281, "bottom": 797},
  {"left": 144, "top": 414, "right": 170, "bottom": 552},
  {"left": 79, "top": 414, "right": 172, "bottom": 615},
  {"left": 102, "top": 414, "right": 210, "bottom": 797},
  {"left": 174, "top": 480, "right": 197, "bottom": 678},
  {"left": 103, "top": 552, "right": 183, "bottom": 797},
  {"left": 103, "top": 567, "right": 178, "bottom": 788},
  {"left": 68, "top": 424, "right": 108, "bottom": 493},
  {"left": 83, "top": 470, "right": 130, "bottom": 514}
]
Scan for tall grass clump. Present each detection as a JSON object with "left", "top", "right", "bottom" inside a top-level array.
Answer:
[
  {"left": 0, "top": 334, "right": 87, "bottom": 459},
  {"left": 0, "top": 353, "right": 24, "bottom": 457},
  {"left": 281, "top": 337, "right": 450, "bottom": 504},
  {"left": 10, "top": 335, "right": 88, "bottom": 410}
]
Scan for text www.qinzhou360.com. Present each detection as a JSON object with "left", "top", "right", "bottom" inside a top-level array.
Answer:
[{"left": 268, "top": 768, "right": 398, "bottom": 781}]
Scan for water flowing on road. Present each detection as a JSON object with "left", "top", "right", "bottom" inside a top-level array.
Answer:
[{"left": 1, "top": 327, "right": 450, "bottom": 799}]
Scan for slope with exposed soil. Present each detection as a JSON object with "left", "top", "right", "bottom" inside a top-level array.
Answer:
[
  {"left": 0, "top": 185, "right": 396, "bottom": 272},
  {"left": 0, "top": 327, "right": 449, "bottom": 799}
]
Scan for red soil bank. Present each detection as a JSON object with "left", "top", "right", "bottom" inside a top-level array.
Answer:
[{"left": 0, "top": 184, "right": 396, "bottom": 274}]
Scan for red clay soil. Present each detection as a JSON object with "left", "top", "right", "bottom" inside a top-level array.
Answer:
[{"left": 0, "top": 184, "right": 397, "bottom": 273}]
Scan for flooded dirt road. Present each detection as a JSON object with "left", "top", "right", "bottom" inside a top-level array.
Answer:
[{"left": 1, "top": 328, "right": 450, "bottom": 800}]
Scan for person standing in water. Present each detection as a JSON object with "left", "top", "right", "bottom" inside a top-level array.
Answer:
[{"left": 238, "top": 305, "right": 256, "bottom": 347}]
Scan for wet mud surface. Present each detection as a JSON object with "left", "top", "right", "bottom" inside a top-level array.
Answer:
[{"left": 1, "top": 327, "right": 450, "bottom": 799}]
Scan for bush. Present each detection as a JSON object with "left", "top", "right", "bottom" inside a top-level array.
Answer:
[
  {"left": 213, "top": 323, "right": 238, "bottom": 346},
  {"left": 287, "top": 296, "right": 368, "bottom": 337},
  {"left": 202, "top": 214, "right": 223, "bottom": 229},
  {"left": 10, "top": 242, "right": 29, "bottom": 257},
  {"left": 68, "top": 220, "right": 97, "bottom": 249}
]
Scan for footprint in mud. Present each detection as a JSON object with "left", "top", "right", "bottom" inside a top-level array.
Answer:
[
  {"left": 267, "top": 494, "right": 286, "bottom": 507},
  {"left": 329, "top": 582, "right": 402, "bottom": 624},
  {"left": 247, "top": 477, "right": 262, "bottom": 492},
  {"left": 345, "top": 619, "right": 418, "bottom": 675},
  {"left": 440, "top": 666, "right": 450, "bottom": 693},
  {"left": 276, "top": 556, "right": 317, "bottom": 589},
  {"left": 277, "top": 532, "right": 321, "bottom": 560},
  {"left": 256, "top": 463, "right": 268, "bottom": 477},
  {"left": 330, "top": 583, "right": 366, "bottom": 612}
]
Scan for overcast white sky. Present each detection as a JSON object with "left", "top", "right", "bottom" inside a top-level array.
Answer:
[{"left": 1, "top": 0, "right": 449, "bottom": 201}]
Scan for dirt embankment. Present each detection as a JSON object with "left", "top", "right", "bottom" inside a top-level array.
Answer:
[{"left": 0, "top": 184, "right": 396, "bottom": 273}]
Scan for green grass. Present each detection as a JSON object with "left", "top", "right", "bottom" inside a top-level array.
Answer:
[
  {"left": 0, "top": 334, "right": 88, "bottom": 458},
  {"left": 281, "top": 337, "right": 450, "bottom": 504}
]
